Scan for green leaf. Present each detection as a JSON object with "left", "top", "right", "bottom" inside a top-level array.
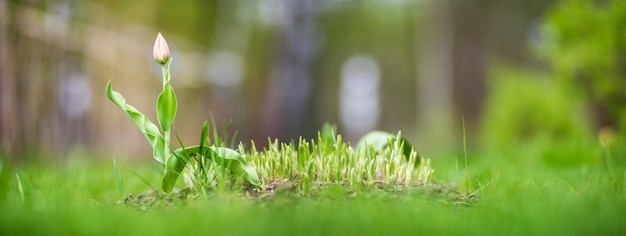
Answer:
[
  {"left": 356, "top": 130, "right": 420, "bottom": 164},
  {"left": 161, "top": 146, "right": 260, "bottom": 192},
  {"left": 106, "top": 81, "right": 166, "bottom": 164},
  {"left": 157, "top": 82, "right": 177, "bottom": 132}
]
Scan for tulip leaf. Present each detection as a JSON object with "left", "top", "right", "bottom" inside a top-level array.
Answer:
[
  {"left": 106, "top": 81, "right": 166, "bottom": 164},
  {"left": 157, "top": 82, "right": 177, "bottom": 132}
]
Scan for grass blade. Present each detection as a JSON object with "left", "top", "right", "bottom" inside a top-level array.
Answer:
[
  {"left": 463, "top": 116, "right": 469, "bottom": 195},
  {"left": 112, "top": 157, "right": 123, "bottom": 199},
  {"left": 15, "top": 173, "right": 25, "bottom": 204}
]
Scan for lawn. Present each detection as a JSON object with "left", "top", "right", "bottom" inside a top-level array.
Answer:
[{"left": 1, "top": 142, "right": 624, "bottom": 236}]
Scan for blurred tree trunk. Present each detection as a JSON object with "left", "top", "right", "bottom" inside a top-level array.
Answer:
[
  {"left": 451, "top": 0, "right": 555, "bottom": 131},
  {"left": 417, "top": 0, "right": 554, "bottom": 150},
  {"left": 261, "top": 0, "right": 319, "bottom": 140},
  {"left": 416, "top": 0, "right": 455, "bottom": 152},
  {"left": 0, "top": 1, "right": 19, "bottom": 155},
  {"left": 0, "top": 1, "right": 93, "bottom": 158},
  {"left": 450, "top": 0, "right": 492, "bottom": 130}
]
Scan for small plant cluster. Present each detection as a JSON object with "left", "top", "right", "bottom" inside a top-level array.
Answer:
[
  {"left": 106, "top": 33, "right": 433, "bottom": 195},
  {"left": 107, "top": 33, "right": 259, "bottom": 193},
  {"left": 243, "top": 127, "right": 433, "bottom": 194}
]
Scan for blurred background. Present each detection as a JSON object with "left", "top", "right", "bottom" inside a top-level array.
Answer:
[{"left": 1, "top": 0, "right": 625, "bottom": 164}]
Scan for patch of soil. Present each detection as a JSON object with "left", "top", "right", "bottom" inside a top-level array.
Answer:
[
  {"left": 121, "top": 181, "right": 477, "bottom": 210},
  {"left": 121, "top": 188, "right": 197, "bottom": 210}
]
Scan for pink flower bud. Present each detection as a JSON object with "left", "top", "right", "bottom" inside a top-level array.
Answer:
[{"left": 153, "top": 32, "right": 170, "bottom": 65}]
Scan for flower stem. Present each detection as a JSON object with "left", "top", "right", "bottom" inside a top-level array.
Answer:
[
  {"left": 162, "top": 65, "right": 168, "bottom": 85},
  {"left": 164, "top": 129, "right": 171, "bottom": 163},
  {"left": 162, "top": 65, "right": 170, "bottom": 163}
]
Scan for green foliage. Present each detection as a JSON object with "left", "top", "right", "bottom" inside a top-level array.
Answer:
[
  {"left": 106, "top": 34, "right": 259, "bottom": 193},
  {"left": 481, "top": 0, "right": 626, "bottom": 165},
  {"left": 319, "top": 123, "right": 337, "bottom": 149},
  {"left": 108, "top": 77, "right": 259, "bottom": 192},
  {"left": 540, "top": 138, "right": 600, "bottom": 166},
  {"left": 156, "top": 83, "right": 177, "bottom": 132},
  {"left": 481, "top": 65, "right": 591, "bottom": 148},
  {"left": 1, "top": 144, "right": 625, "bottom": 236},
  {"left": 540, "top": 0, "right": 626, "bottom": 126},
  {"left": 480, "top": 65, "right": 599, "bottom": 165},
  {"left": 162, "top": 146, "right": 260, "bottom": 193},
  {"left": 246, "top": 130, "right": 432, "bottom": 190}
]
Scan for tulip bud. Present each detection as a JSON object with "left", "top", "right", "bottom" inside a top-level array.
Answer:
[{"left": 153, "top": 32, "right": 170, "bottom": 65}]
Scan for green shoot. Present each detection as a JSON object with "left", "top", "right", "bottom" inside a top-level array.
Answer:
[
  {"left": 246, "top": 129, "right": 433, "bottom": 192},
  {"left": 463, "top": 116, "right": 469, "bottom": 195},
  {"left": 112, "top": 156, "right": 123, "bottom": 199},
  {"left": 15, "top": 173, "right": 24, "bottom": 204}
]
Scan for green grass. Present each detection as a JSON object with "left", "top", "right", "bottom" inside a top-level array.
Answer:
[
  {"left": 243, "top": 135, "right": 432, "bottom": 193},
  {"left": 1, "top": 143, "right": 625, "bottom": 236}
]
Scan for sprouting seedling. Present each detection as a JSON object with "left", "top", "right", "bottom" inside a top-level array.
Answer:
[{"left": 106, "top": 32, "right": 259, "bottom": 193}]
